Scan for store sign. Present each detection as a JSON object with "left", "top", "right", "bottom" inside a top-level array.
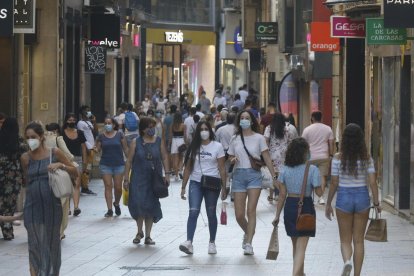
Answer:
[
  {"left": 14, "top": 0, "right": 35, "bottom": 33},
  {"left": 331, "top": 16, "right": 365, "bottom": 38},
  {"left": 366, "top": 18, "right": 406, "bottom": 45},
  {"left": 234, "top": 26, "right": 243, "bottom": 55},
  {"left": 0, "top": 1, "right": 13, "bottom": 37},
  {"left": 85, "top": 45, "right": 106, "bottom": 74},
  {"left": 311, "top": 22, "right": 340, "bottom": 52},
  {"left": 255, "top": 22, "right": 278, "bottom": 43},
  {"left": 384, "top": 0, "right": 414, "bottom": 28},
  {"left": 165, "top": 30, "right": 184, "bottom": 43},
  {"left": 89, "top": 14, "right": 120, "bottom": 49}
]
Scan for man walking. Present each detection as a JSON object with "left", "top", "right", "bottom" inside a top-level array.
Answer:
[{"left": 302, "top": 111, "right": 334, "bottom": 204}]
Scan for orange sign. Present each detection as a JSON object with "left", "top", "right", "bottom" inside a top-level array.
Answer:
[{"left": 311, "top": 22, "right": 340, "bottom": 52}]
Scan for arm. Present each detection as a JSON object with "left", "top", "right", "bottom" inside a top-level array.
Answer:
[
  {"left": 217, "top": 156, "right": 227, "bottom": 200},
  {"left": 328, "top": 139, "right": 335, "bottom": 156},
  {"left": 95, "top": 137, "right": 102, "bottom": 153},
  {"left": 160, "top": 137, "right": 170, "bottom": 183},
  {"left": 81, "top": 143, "right": 88, "bottom": 172},
  {"left": 325, "top": 175, "right": 338, "bottom": 220},
  {"left": 273, "top": 181, "right": 287, "bottom": 226},
  {"left": 20, "top": 153, "right": 29, "bottom": 187},
  {"left": 123, "top": 139, "right": 136, "bottom": 191},
  {"left": 262, "top": 149, "right": 277, "bottom": 179},
  {"left": 183, "top": 124, "right": 188, "bottom": 144},
  {"left": 121, "top": 134, "right": 129, "bottom": 157},
  {"left": 180, "top": 159, "right": 192, "bottom": 199},
  {"left": 49, "top": 148, "right": 78, "bottom": 178},
  {"left": 368, "top": 173, "right": 381, "bottom": 212}
]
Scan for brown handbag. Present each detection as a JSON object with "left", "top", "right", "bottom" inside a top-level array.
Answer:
[
  {"left": 240, "top": 132, "right": 264, "bottom": 171},
  {"left": 296, "top": 162, "right": 316, "bottom": 232},
  {"left": 365, "top": 207, "right": 387, "bottom": 242}
]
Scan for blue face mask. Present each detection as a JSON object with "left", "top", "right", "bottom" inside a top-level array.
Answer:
[
  {"left": 239, "top": 119, "right": 251, "bottom": 129},
  {"left": 146, "top": 127, "right": 156, "bottom": 137},
  {"left": 155, "top": 112, "right": 162, "bottom": 118},
  {"left": 104, "top": 124, "right": 113, "bottom": 132}
]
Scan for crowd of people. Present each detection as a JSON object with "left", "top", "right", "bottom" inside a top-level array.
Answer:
[{"left": 0, "top": 85, "right": 381, "bottom": 276}]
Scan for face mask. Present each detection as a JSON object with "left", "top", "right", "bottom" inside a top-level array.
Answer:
[
  {"left": 145, "top": 98, "right": 148, "bottom": 101},
  {"left": 27, "top": 138, "right": 40, "bottom": 151},
  {"left": 200, "top": 130, "right": 210, "bottom": 140},
  {"left": 104, "top": 124, "right": 113, "bottom": 132},
  {"left": 86, "top": 111, "right": 92, "bottom": 118},
  {"left": 155, "top": 112, "right": 162, "bottom": 118},
  {"left": 67, "top": 122, "right": 76, "bottom": 128},
  {"left": 146, "top": 127, "right": 156, "bottom": 137},
  {"left": 239, "top": 119, "right": 251, "bottom": 129}
]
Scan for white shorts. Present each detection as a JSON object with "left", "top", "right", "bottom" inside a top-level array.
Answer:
[{"left": 171, "top": 137, "right": 185, "bottom": 154}]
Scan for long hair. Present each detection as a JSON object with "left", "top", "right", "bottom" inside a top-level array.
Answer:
[
  {"left": 184, "top": 121, "right": 215, "bottom": 172},
  {"left": 234, "top": 110, "right": 260, "bottom": 135},
  {"left": 172, "top": 112, "right": 183, "bottom": 130},
  {"left": 340, "top": 123, "right": 369, "bottom": 177},
  {"left": 0, "top": 117, "right": 19, "bottom": 156},
  {"left": 270, "top": 112, "right": 286, "bottom": 139},
  {"left": 284, "top": 138, "right": 309, "bottom": 167},
  {"left": 62, "top": 113, "right": 77, "bottom": 129}
]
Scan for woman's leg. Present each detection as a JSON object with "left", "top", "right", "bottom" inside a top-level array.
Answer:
[
  {"left": 144, "top": 218, "right": 154, "bottom": 238},
  {"left": 72, "top": 175, "right": 81, "bottom": 209},
  {"left": 187, "top": 181, "right": 203, "bottom": 242},
  {"left": 336, "top": 209, "right": 354, "bottom": 263},
  {"left": 234, "top": 192, "right": 248, "bottom": 234},
  {"left": 102, "top": 174, "right": 114, "bottom": 210},
  {"left": 292, "top": 236, "right": 309, "bottom": 276},
  {"left": 172, "top": 153, "right": 179, "bottom": 177},
  {"left": 352, "top": 210, "right": 369, "bottom": 276},
  {"left": 245, "top": 188, "right": 261, "bottom": 243},
  {"left": 204, "top": 189, "right": 220, "bottom": 242},
  {"left": 291, "top": 237, "right": 297, "bottom": 261},
  {"left": 113, "top": 174, "right": 123, "bottom": 206},
  {"left": 136, "top": 217, "right": 144, "bottom": 235}
]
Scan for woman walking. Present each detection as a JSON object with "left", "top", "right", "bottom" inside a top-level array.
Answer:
[
  {"left": 95, "top": 117, "right": 128, "bottom": 217},
  {"left": 325, "top": 123, "right": 381, "bottom": 276},
  {"left": 179, "top": 121, "right": 227, "bottom": 255},
  {"left": 169, "top": 112, "right": 186, "bottom": 181},
  {"left": 123, "top": 117, "right": 170, "bottom": 245},
  {"left": 273, "top": 137, "right": 322, "bottom": 276},
  {"left": 0, "top": 118, "right": 24, "bottom": 240},
  {"left": 227, "top": 110, "right": 277, "bottom": 255},
  {"left": 20, "top": 122, "right": 77, "bottom": 275}
]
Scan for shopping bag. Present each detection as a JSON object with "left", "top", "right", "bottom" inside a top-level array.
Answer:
[
  {"left": 261, "top": 166, "right": 273, "bottom": 189},
  {"left": 220, "top": 202, "right": 227, "bottom": 225},
  {"left": 122, "top": 188, "right": 129, "bottom": 206},
  {"left": 365, "top": 207, "right": 387, "bottom": 242},
  {"left": 266, "top": 226, "right": 279, "bottom": 260}
]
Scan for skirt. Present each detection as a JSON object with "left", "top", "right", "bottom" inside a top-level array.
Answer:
[{"left": 284, "top": 197, "right": 316, "bottom": 237}]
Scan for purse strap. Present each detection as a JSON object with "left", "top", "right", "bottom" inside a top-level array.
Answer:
[
  {"left": 297, "top": 162, "right": 310, "bottom": 216},
  {"left": 240, "top": 132, "right": 254, "bottom": 159}
]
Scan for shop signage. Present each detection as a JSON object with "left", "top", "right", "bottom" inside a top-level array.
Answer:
[
  {"left": 14, "top": 0, "right": 35, "bottom": 33},
  {"left": 0, "top": 1, "right": 13, "bottom": 37},
  {"left": 89, "top": 14, "right": 120, "bottom": 49},
  {"left": 331, "top": 16, "right": 365, "bottom": 38},
  {"left": 310, "top": 22, "right": 340, "bottom": 52},
  {"left": 85, "top": 45, "right": 106, "bottom": 74},
  {"left": 234, "top": 26, "right": 243, "bottom": 55},
  {"left": 384, "top": 0, "right": 414, "bottom": 28},
  {"left": 366, "top": 18, "right": 406, "bottom": 45},
  {"left": 255, "top": 22, "right": 278, "bottom": 43},
  {"left": 165, "top": 30, "right": 184, "bottom": 43}
]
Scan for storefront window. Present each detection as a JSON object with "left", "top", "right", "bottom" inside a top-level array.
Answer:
[
  {"left": 221, "top": 59, "right": 247, "bottom": 95},
  {"left": 150, "top": 0, "right": 213, "bottom": 25},
  {"left": 278, "top": 72, "right": 298, "bottom": 124}
]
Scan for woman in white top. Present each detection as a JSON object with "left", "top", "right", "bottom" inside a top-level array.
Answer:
[
  {"left": 325, "top": 123, "right": 381, "bottom": 276},
  {"left": 179, "top": 121, "right": 227, "bottom": 255},
  {"left": 227, "top": 110, "right": 277, "bottom": 255}
]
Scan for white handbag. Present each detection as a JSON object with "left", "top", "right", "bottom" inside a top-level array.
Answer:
[
  {"left": 261, "top": 166, "right": 273, "bottom": 189},
  {"left": 48, "top": 149, "right": 73, "bottom": 198}
]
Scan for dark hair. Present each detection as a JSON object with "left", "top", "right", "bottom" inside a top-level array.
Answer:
[
  {"left": 189, "top": 107, "right": 197, "bottom": 115},
  {"left": 79, "top": 105, "right": 90, "bottom": 115},
  {"left": 217, "top": 104, "right": 224, "bottom": 113},
  {"left": 245, "top": 99, "right": 252, "bottom": 106},
  {"left": 267, "top": 102, "right": 276, "bottom": 109},
  {"left": 287, "top": 113, "right": 296, "bottom": 127},
  {"left": 270, "top": 113, "right": 286, "bottom": 139},
  {"left": 147, "top": 109, "right": 155, "bottom": 116},
  {"left": 193, "top": 114, "right": 200, "bottom": 123},
  {"left": 139, "top": 117, "right": 156, "bottom": 137},
  {"left": 127, "top": 103, "right": 133, "bottom": 111},
  {"left": 120, "top": 102, "right": 128, "bottom": 111},
  {"left": 195, "top": 103, "right": 201, "bottom": 111},
  {"left": 184, "top": 121, "right": 215, "bottom": 172},
  {"left": 62, "top": 113, "right": 77, "bottom": 129},
  {"left": 235, "top": 110, "right": 260, "bottom": 135},
  {"left": 227, "top": 112, "right": 236, "bottom": 124},
  {"left": 45, "top": 123, "right": 61, "bottom": 135},
  {"left": 25, "top": 122, "right": 45, "bottom": 137},
  {"left": 0, "top": 117, "right": 19, "bottom": 156},
  {"left": 285, "top": 138, "right": 309, "bottom": 167},
  {"left": 340, "top": 123, "right": 369, "bottom": 177},
  {"left": 231, "top": 106, "right": 239, "bottom": 113},
  {"left": 311, "top": 110, "right": 322, "bottom": 122},
  {"left": 170, "top": 104, "right": 177, "bottom": 113},
  {"left": 172, "top": 112, "right": 183, "bottom": 130},
  {"left": 103, "top": 117, "right": 119, "bottom": 131},
  {"left": 234, "top": 94, "right": 241, "bottom": 100}
]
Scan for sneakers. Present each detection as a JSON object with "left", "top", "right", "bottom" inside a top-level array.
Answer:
[
  {"left": 81, "top": 188, "right": 97, "bottom": 195},
  {"left": 208, "top": 242, "right": 217, "bottom": 254},
  {"left": 104, "top": 209, "right": 113, "bottom": 217},
  {"left": 73, "top": 208, "right": 81, "bottom": 216},
  {"left": 242, "top": 234, "right": 248, "bottom": 249},
  {"left": 175, "top": 175, "right": 180, "bottom": 182},
  {"left": 318, "top": 197, "right": 325, "bottom": 205},
  {"left": 179, "top": 240, "right": 193, "bottom": 255},
  {"left": 342, "top": 260, "right": 352, "bottom": 276},
  {"left": 243, "top": 243, "right": 254, "bottom": 255},
  {"left": 113, "top": 202, "right": 121, "bottom": 216}
]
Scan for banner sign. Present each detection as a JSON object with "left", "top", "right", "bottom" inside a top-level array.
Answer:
[
  {"left": 0, "top": 0, "right": 13, "bottom": 37},
  {"left": 311, "top": 22, "right": 340, "bottom": 52},
  {"left": 366, "top": 18, "right": 406, "bottom": 45},
  {"left": 14, "top": 0, "right": 36, "bottom": 33},
  {"left": 331, "top": 16, "right": 365, "bottom": 38},
  {"left": 89, "top": 14, "right": 120, "bottom": 49},
  {"left": 85, "top": 45, "right": 106, "bottom": 74},
  {"left": 255, "top": 22, "right": 278, "bottom": 43},
  {"left": 384, "top": 0, "right": 414, "bottom": 28}
]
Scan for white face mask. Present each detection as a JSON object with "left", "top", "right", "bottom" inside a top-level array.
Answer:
[
  {"left": 27, "top": 138, "right": 40, "bottom": 151},
  {"left": 200, "top": 130, "right": 210, "bottom": 140}
]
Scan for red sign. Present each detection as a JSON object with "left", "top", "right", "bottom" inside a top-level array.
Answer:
[
  {"left": 311, "top": 22, "right": 340, "bottom": 52},
  {"left": 331, "top": 16, "right": 365, "bottom": 38}
]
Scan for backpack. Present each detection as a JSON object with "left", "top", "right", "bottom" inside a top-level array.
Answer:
[{"left": 124, "top": 111, "right": 138, "bottom": 131}]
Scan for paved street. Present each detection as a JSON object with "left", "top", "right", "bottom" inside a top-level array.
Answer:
[{"left": 0, "top": 179, "right": 413, "bottom": 276}]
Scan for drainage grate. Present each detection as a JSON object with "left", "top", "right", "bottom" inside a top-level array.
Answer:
[{"left": 120, "top": 266, "right": 189, "bottom": 271}]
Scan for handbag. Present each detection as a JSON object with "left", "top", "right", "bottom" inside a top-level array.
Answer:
[
  {"left": 266, "top": 226, "right": 279, "bottom": 260},
  {"left": 48, "top": 149, "right": 73, "bottom": 198},
  {"left": 365, "top": 207, "right": 387, "bottom": 242},
  {"left": 198, "top": 152, "right": 222, "bottom": 191},
  {"left": 240, "top": 132, "right": 264, "bottom": 171},
  {"left": 178, "top": 143, "right": 187, "bottom": 154},
  {"left": 220, "top": 201, "right": 227, "bottom": 225},
  {"left": 122, "top": 188, "right": 129, "bottom": 206},
  {"left": 296, "top": 162, "right": 316, "bottom": 232}
]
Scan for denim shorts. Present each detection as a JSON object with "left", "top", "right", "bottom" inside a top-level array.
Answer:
[
  {"left": 99, "top": 164, "right": 125, "bottom": 175},
  {"left": 336, "top": 186, "right": 370, "bottom": 213},
  {"left": 231, "top": 168, "right": 262, "bottom": 192}
]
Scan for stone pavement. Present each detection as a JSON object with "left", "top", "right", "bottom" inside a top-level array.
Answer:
[{"left": 0, "top": 179, "right": 413, "bottom": 276}]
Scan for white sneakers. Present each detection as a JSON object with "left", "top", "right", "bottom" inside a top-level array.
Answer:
[
  {"left": 208, "top": 242, "right": 217, "bottom": 254},
  {"left": 179, "top": 240, "right": 193, "bottom": 255},
  {"left": 243, "top": 243, "right": 254, "bottom": 255},
  {"left": 342, "top": 260, "right": 352, "bottom": 276},
  {"left": 242, "top": 234, "right": 248, "bottom": 249}
]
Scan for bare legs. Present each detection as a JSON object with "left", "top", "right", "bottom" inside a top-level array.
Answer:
[
  {"left": 103, "top": 174, "right": 123, "bottom": 210},
  {"left": 291, "top": 237, "right": 309, "bottom": 276},
  {"left": 336, "top": 209, "right": 369, "bottom": 276},
  {"left": 172, "top": 153, "right": 180, "bottom": 178},
  {"left": 136, "top": 217, "right": 153, "bottom": 238},
  {"left": 72, "top": 175, "right": 81, "bottom": 209},
  {"left": 234, "top": 188, "right": 261, "bottom": 244}
]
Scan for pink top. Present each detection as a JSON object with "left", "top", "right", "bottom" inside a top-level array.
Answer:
[{"left": 302, "top": 123, "right": 334, "bottom": 160}]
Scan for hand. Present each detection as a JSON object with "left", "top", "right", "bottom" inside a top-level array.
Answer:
[
  {"left": 221, "top": 187, "right": 227, "bottom": 201},
  {"left": 123, "top": 179, "right": 129, "bottom": 190},
  {"left": 325, "top": 205, "right": 334, "bottom": 221},
  {"left": 230, "top": 157, "right": 238, "bottom": 164},
  {"left": 180, "top": 188, "right": 186, "bottom": 200},
  {"left": 48, "top": 162, "right": 63, "bottom": 172},
  {"left": 272, "top": 217, "right": 279, "bottom": 227},
  {"left": 374, "top": 205, "right": 382, "bottom": 213},
  {"left": 164, "top": 174, "right": 170, "bottom": 186}
]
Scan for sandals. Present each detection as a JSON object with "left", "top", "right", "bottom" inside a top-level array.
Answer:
[
  {"left": 144, "top": 237, "right": 155, "bottom": 245},
  {"left": 132, "top": 232, "right": 144, "bottom": 244}
]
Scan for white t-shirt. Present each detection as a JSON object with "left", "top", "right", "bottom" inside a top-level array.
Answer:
[
  {"left": 196, "top": 111, "right": 205, "bottom": 119},
  {"left": 213, "top": 96, "right": 227, "bottom": 108},
  {"left": 239, "top": 89, "right": 249, "bottom": 103},
  {"left": 215, "top": 124, "right": 235, "bottom": 151},
  {"left": 184, "top": 116, "right": 195, "bottom": 141},
  {"left": 190, "top": 141, "right": 225, "bottom": 182},
  {"left": 117, "top": 112, "right": 140, "bottom": 136},
  {"left": 302, "top": 122, "right": 334, "bottom": 160},
  {"left": 156, "top": 98, "right": 168, "bottom": 112},
  {"left": 77, "top": 120, "right": 95, "bottom": 149},
  {"left": 227, "top": 133, "right": 268, "bottom": 169},
  {"left": 142, "top": 100, "right": 151, "bottom": 113}
]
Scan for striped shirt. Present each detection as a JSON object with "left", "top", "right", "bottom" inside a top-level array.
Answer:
[{"left": 331, "top": 157, "right": 375, "bottom": 187}]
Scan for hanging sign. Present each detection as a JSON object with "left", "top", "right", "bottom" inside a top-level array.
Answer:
[
  {"left": 331, "top": 16, "right": 365, "bottom": 38},
  {"left": 384, "top": 0, "right": 414, "bottom": 28},
  {"left": 85, "top": 45, "right": 106, "bottom": 74},
  {"left": 311, "top": 22, "right": 340, "bottom": 51},
  {"left": 0, "top": 0, "right": 13, "bottom": 37},
  {"left": 366, "top": 18, "right": 406, "bottom": 45},
  {"left": 14, "top": 0, "right": 36, "bottom": 33},
  {"left": 255, "top": 22, "right": 278, "bottom": 43},
  {"left": 234, "top": 26, "right": 243, "bottom": 55}
]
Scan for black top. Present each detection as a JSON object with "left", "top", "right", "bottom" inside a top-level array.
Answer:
[{"left": 62, "top": 129, "right": 86, "bottom": 157}]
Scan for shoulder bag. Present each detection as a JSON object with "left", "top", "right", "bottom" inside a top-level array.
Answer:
[
  {"left": 296, "top": 162, "right": 316, "bottom": 231},
  {"left": 199, "top": 150, "right": 222, "bottom": 191},
  {"left": 240, "top": 132, "right": 264, "bottom": 171},
  {"left": 365, "top": 207, "right": 387, "bottom": 242},
  {"left": 48, "top": 149, "right": 73, "bottom": 198}
]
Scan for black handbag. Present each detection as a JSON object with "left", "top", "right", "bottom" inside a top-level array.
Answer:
[{"left": 199, "top": 152, "right": 222, "bottom": 191}]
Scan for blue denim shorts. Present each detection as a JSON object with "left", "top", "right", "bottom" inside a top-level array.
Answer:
[
  {"left": 336, "top": 186, "right": 370, "bottom": 213},
  {"left": 99, "top": 164, "right": 125, "bottom": 175},
  {"left": 231, "top": 168, "right": 262, "bottom": 192}
]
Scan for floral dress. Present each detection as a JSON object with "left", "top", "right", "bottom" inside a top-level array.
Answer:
[{"left": 264, "top": 126, "right": 297, "bottom": 172}]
